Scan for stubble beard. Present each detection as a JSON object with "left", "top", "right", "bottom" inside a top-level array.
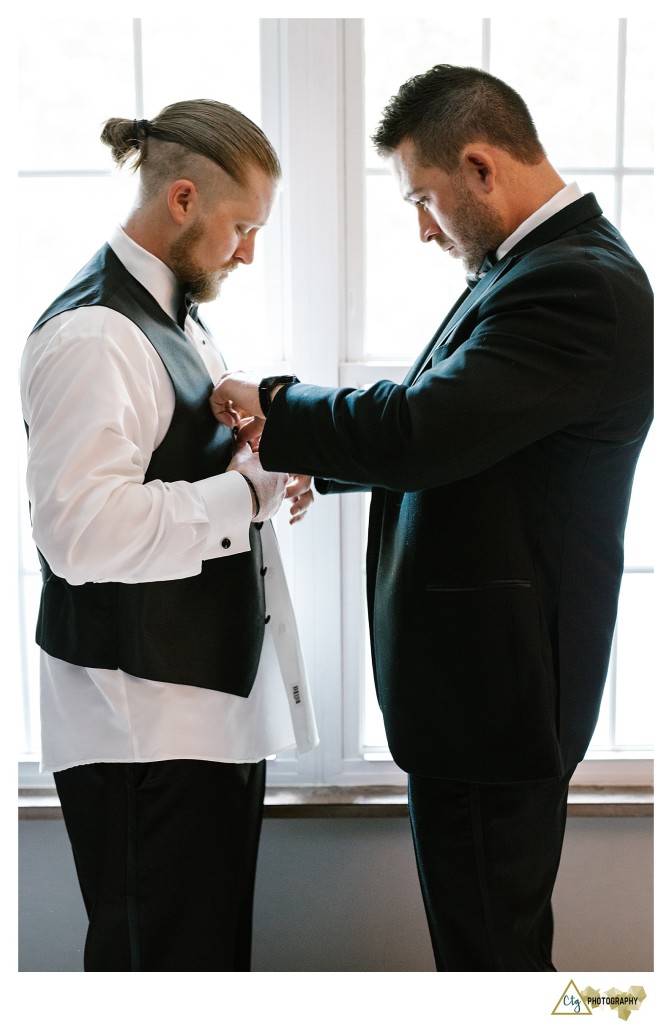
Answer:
[{"left": 440, "top": 175, "right": 507, "bottom": 276}]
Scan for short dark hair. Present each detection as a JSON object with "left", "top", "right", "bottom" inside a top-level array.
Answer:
[{"left": 372, "top": 65, "right": 545, "bottom": 171}]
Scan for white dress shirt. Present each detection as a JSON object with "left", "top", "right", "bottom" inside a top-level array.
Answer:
[
  {"left": 20, "top": 226, "right": 318, "bottom": 772},
  {"left": 495, "top": 181, "right": 583, "bottom": 261}
]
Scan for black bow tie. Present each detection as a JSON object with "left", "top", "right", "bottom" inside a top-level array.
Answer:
[
  {"left": 177, "top": 291, "right": 198, "bottom": 329},
  {"left": 465, "top": 251, "right": 497, "bottom": 290}
]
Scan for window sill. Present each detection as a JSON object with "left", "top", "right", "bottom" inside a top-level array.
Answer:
[{"left": 19, "top": 783, "right": 653, "bottom": 821}]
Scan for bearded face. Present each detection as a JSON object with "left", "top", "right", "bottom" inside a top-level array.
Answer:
[
  {"left": 427, "top": 171, "right": 507, "bottom": 276},
  {"left": 168, "top": 217, "right": 238, "bottom": 304}
]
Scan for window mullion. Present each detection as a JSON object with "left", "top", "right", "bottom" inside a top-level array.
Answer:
[
  {"left": 481, "top": 17, "right": 491, "bottom": 71},
  {"left": 264, "top": 19, "right": 349, "bottom": 785},
  {"left": 132, "top": 18, "right": 144, "bottom": 118},
  {"left": 344, "top": 19, "right": 366, "bottom": 363},
  {"left": 614, "top": 18, "right": 628, "bottom": 228}
]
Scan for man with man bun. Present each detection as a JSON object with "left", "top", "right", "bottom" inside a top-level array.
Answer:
[{"left": 20, "top": 100, "right": 318, "bottom": 971}]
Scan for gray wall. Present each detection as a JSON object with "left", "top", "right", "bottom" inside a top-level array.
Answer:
[{"left": 19, "top": 813, "right": 653, "bottom": 972}]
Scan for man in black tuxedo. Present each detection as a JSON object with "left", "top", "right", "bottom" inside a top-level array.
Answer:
[{"left": 210, "top": 65, "right": 653, "bottom": 970}]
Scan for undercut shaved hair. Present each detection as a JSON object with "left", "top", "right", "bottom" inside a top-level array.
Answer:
[
  {"left": 372, "top": 64, "right": 545, "bottom": 171},
  {"left": 100, "top": 98, "right": 281, "bottom": 202}
]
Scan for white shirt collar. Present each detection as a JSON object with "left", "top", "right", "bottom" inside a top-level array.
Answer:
[
  {"left": 108, "top": 224, "right": 183, "bottom": 323},
  {"left": 495, "top": 182, "right": 583, "bottom": 261}
]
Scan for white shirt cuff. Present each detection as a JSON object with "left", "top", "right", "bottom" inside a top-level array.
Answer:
[{"left": 194, "top": 471, "right": 253, "bottom": 559}]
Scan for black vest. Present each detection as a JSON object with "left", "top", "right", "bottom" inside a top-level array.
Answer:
[{"left": 30, "top": 244, "right": 265, "bottom": 697}]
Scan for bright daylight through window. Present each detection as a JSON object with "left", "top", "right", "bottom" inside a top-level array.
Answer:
[{"left": 15, "top": 17, "right": 655, "bottom": 787}]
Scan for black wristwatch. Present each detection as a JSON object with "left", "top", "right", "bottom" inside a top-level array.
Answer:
[{"left": 258, "top": 375, "right": 300, "bottom": 417}]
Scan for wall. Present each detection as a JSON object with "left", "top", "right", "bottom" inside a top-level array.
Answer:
[{"left": 18, "top": 812, "right": 653, "bottom": 973}]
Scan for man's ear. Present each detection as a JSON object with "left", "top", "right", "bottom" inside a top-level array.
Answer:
[
  {"left": 461, "top": 149, "right": 497, "bottom": 193},
  {"left": 167, "top": 179, "right": 198, "bottom": 225}
]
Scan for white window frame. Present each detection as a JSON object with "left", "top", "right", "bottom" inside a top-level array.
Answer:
[{"left": 15, "top": 17, "right": 654, "bottom": 792}]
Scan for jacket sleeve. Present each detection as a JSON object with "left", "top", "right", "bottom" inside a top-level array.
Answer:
[
  {"left": 314, "top": 478, "right": 370, "bottom": 495},
  {"left": 260, "top": 259, "right": 634, "bottom": 492}
]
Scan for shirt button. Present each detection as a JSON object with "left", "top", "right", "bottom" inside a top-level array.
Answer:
[
  {"left": 264, "top": 615, "right": 271, "bottom": 624},
  {"left": 260, "top": 566, "right": 267, "bottom": 576},
  {"left": 221, "top": 538, "right": 231, "bottom": 549}
]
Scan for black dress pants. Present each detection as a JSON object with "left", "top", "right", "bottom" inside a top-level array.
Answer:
[
  {"left": 54, "top": 758, "right": 266, "bottom": 972},
  {"left": 408, "top": 768, "right": 574, "bottom": 971}
]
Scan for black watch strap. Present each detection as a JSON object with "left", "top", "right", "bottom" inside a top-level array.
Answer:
[{"left": 258, "top": 375, "right": 299, "bottom": 417}]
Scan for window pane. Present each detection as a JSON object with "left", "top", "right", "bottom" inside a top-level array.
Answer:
[
  {"left": 364, "top": 18, "right": 483, "bottom": 170},
  {"left": 18, "top": 19, "right": 135, "bottom": 171},
  {"left": 197, "top": 235, "right": 278, "bottom": 367},
  {"left": 586, "top": 658, "right": 613, "bottom": 751},
  {"left": 614, "top": 573, "right": 655, "bottom": 747},
  {"left": 365, "top": 172, "right": 467, "bottom": 360},
  {"left": 19, "top": 572, "right": 42, "bottom": 758},
  {"left": 489, "top": 18, "right": 619, "bottom": 168},
  {"left": 363, "top": 635, "right": 387, "bottom": 750},
  {"left": 573, "top": 174, "right": 616, "bottom": 223},
  {"left": 623, "top": 427, "right": 656, "bottom": 567},
  {"left": 17, "top": 176, "right": 134, "bottom": 343},
  {"left": 623, "top": 20, "right": 655, "bottom": 167},
  {"left": 141, "top": 20, "right": 261, "bottom": 122}
]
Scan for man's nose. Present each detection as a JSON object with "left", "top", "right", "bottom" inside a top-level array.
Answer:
[
  {"left": 417, "top": 206, "right": 439, "bottom": 244},
  {"left": 235, "top": 232, "right": 257, "bottom": 265}
]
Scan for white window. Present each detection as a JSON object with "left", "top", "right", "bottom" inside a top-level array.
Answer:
[{"left": 14, "top": 17, "right": 655, "bottom": 789}]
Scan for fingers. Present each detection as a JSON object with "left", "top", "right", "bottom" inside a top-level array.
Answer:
[
  {"left": 284, "top": 473, "right": 310, "bottom": 496},
  {"left": 210, "top": 396, "right": 263, "bottom": 450},
  {"left": 286, "top": 475, "right": 314, "bottom": 525},
  {"left": 210, "top": 397, "right": 237, "bottom": 427},
  {"left": 289, "top": 494, "right": 313, "bottom": 524},
  {"left": 236, "top": 417, "right": 265, "bottom": 448},
  {"left": 212, "top": 399, "right": 242, "bottom": 430}
]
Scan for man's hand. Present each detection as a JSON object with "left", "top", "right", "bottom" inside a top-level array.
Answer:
[
  {"left": 215, "top": 398, "right": 263, "bottom": 449},
  {"left": 286, "top": 475, "right": 315, "bottom": 525},
  {"left": 211, "top": 372, "right": 263, "bottom": 423},
  {"left": 226, "top": 441, "right": 288, "bottom": 522}
]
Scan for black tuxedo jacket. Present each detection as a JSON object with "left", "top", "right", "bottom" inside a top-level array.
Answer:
[{"left": 260, "top": 194, "right": 653, "bottom": 783}]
